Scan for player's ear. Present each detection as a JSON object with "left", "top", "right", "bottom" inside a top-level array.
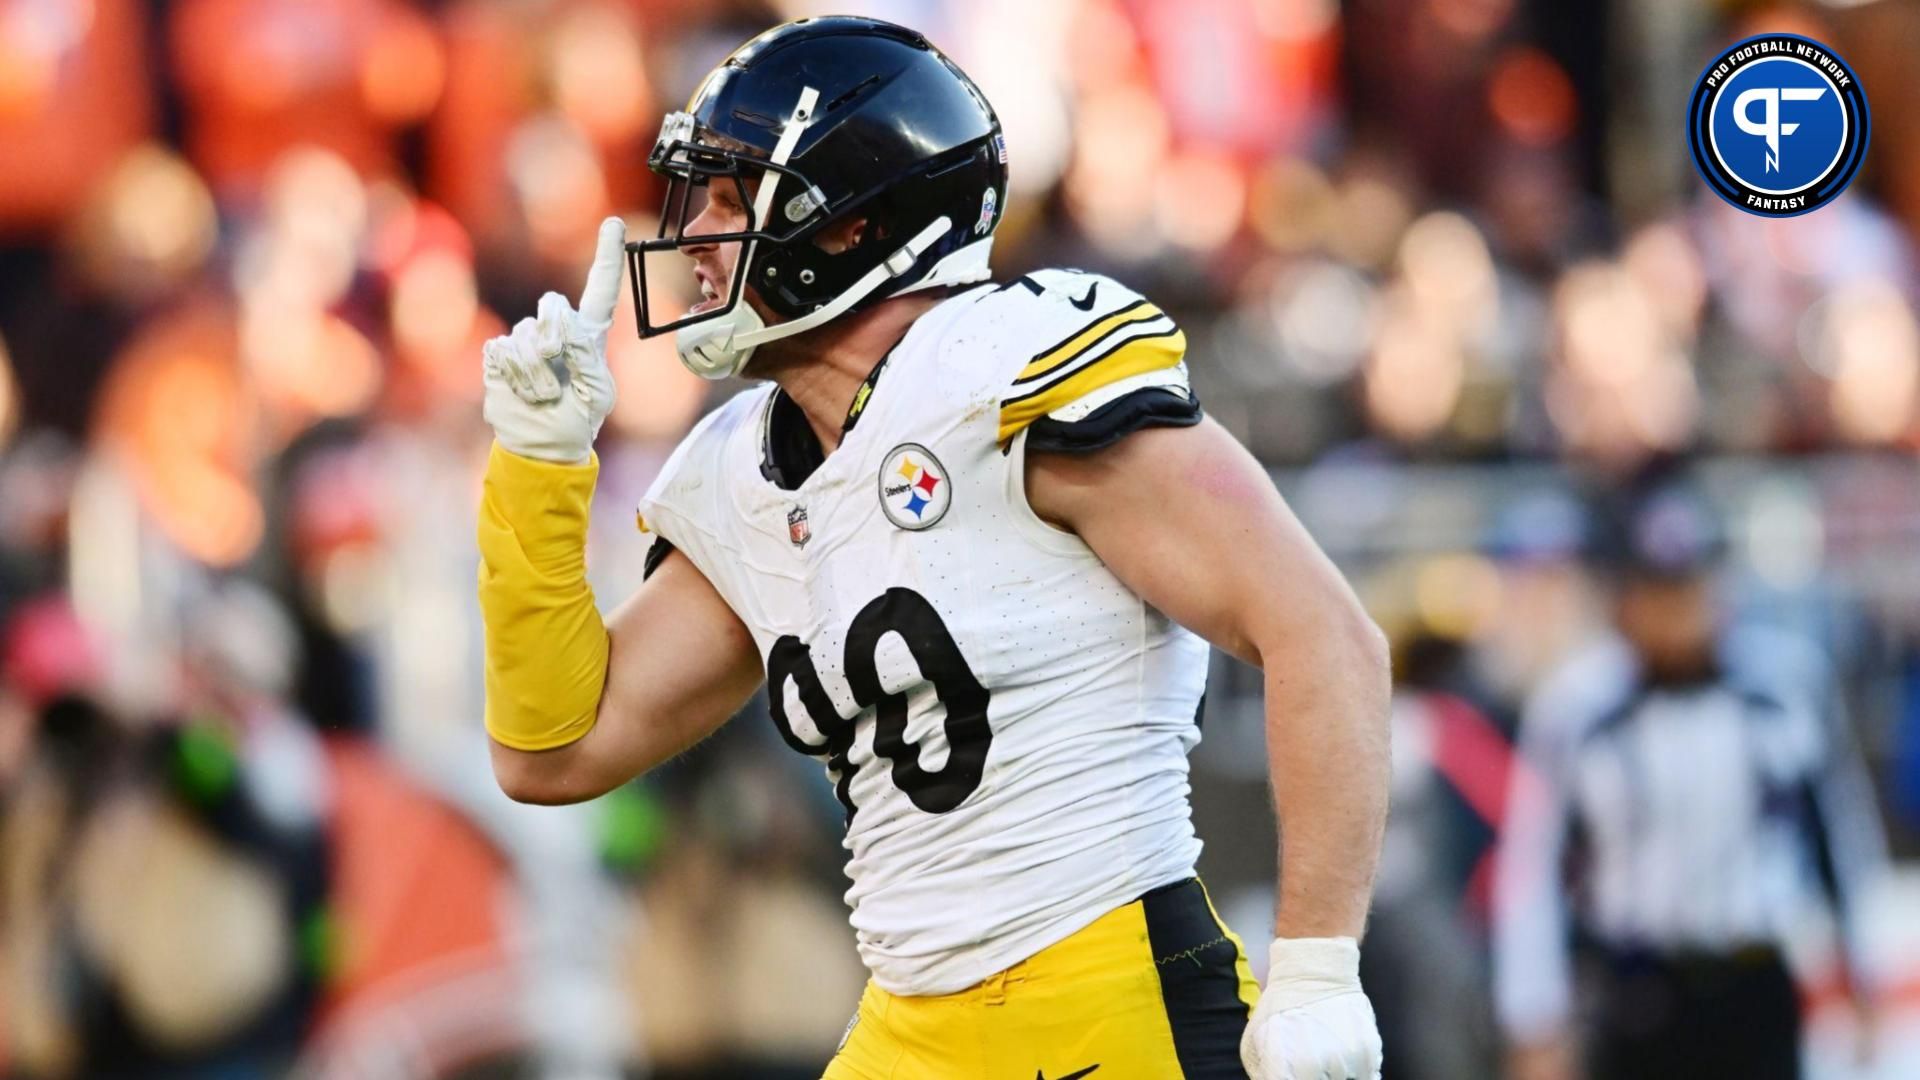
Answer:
[{"left": 815, "top": 215, "right": 868, "bottom": 255}]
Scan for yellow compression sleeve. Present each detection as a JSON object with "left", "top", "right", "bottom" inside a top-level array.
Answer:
[{"left": 477, "top": 442, "right": 610, "bottom": 751}]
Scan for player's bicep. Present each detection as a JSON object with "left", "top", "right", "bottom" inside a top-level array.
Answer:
[
  {"left": 1025, "top": 417, "right": 1376, "bottom": 668},
  {"left": 489, "top": 545, "right": 762, "bottom": 804}
]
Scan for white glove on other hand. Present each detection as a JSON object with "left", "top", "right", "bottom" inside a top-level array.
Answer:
[
  {"left": 1241, "top": 937, "right": 1383, "bottom": 1080},
  {"left": 482, "top": 216, "right": 625, "bottom": 463}
]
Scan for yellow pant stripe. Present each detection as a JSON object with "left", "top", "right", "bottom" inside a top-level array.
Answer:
[{"left": 824, "top": 878, "right": 1252, "bottom": 1080}]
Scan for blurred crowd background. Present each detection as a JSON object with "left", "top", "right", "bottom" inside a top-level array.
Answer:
[{"left": 1, "top": 0, "right": 1918, "bottom": 1077}]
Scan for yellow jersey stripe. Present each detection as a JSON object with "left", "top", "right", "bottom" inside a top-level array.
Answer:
[
  {"left": 998, "top": 329, "right": 1186, "bottom": 444},
  {"left": 1004, "top": 325, "right": 1184, "bottom": 408},
  {"left": 1015, "top": 300, "right": 1162, "bottom": 384}
]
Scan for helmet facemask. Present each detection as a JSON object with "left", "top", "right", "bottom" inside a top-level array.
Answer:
[
  {"left": 626, "top": 90, "right": 828, "bottom": 377},
  {"left": 626, "top": 86, "right": 976, "bottom": 379}
]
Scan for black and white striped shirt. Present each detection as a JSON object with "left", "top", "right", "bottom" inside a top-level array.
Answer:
[{"left": 1491, "top": 627, "right": 1887, "bottom": 1040}]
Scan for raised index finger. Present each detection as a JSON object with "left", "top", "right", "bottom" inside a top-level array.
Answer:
[{"left": 578, "top": 216, "right": 627, "bottom": 328}]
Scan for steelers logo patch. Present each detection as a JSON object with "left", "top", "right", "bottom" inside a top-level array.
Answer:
[{"left": 878, "top": 443, "right": 951, "bottom": 530}]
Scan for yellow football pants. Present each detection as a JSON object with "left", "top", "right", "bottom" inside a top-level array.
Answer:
[{"left": 823, "top": 878, "right": 1259, "bottom": 1080}]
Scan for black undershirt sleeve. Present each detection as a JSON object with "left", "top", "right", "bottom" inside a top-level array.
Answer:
[
  {"left": 1023, "top": 387, "right": 1203, "bottom": 455},
  {"left": 642, "top": 537, "right": 677, "bottom": 580}
]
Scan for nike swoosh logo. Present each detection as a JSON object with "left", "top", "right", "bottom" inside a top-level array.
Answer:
[
  {"left": 1037, "top": 1067, "right": 1100, "bottom": 1080},
  {"left": 1069, "top": 282, "right": 1099, "bottom": 311}
]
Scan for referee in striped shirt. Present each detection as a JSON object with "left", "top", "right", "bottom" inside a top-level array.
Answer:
[{"left": 1491, "top": 479, "right": 1887, "bottom": 1080}]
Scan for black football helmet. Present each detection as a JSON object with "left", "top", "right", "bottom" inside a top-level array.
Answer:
[{"left": 626, "top": 16, "right": 1007, "bottom": 371}]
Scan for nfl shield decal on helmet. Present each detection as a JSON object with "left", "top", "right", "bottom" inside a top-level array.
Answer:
[
  {"left": 788, "top": 505, "right": 811, "bottom": 548},
  {"left": 879, "top": 444, "right": 952, "bottom": 530}
]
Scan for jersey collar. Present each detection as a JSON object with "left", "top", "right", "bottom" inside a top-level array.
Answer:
[{"left": 758, "top": 340, "right": 899, "bottom": 491}]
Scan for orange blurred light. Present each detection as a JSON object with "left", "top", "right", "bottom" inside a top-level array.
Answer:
[
  {"left": 507, "top": 115, "right": 610, "bottom": 262},
  {"left": 550, "top": 4, "right": 648, "bottom": 143},
  {"left": 1153, "top": 149, "right": 1248, "bottom": 253},
  {"left": 1398, "top": 211, "right": 1496, "bottom": 342},
  {"left": 1488, "top": 47, "right": 1576, "bottom": 148},
  {"left": 241, "top": 310, "right": 382, "bottom": 435},
  {"left": 392, "top": 249, "right": 479, "bottom": 362},
  {"left": 239, "top": 148, "right": 368, "bottom": 313},
  {"left": 264, "top": 146, "right": 368, "bottom": 240},
  {"left": 1559, "top": 262, "right": 1659, "bottom": 389},
  {"left": 1622, "top": 222, "right": 1707, "bottom": 342},
  {"left": 1428, "top": 0, "right": 1515, "bottom": 41},
  {"left": 360, "top": 8, "right": 444, "bottom": 124},
  {"left": 1415, "top": 553, "right": 1503, "bottom": 640},
  {"left": 1366, "top": 295, "right": 1464, "bottom": 443},
  {"left": 0, "top": 0, "right": 97, "bottom": 117},
  {"left": 1066, "top": 0, "right": 1147, "bottom": 93},
  {"left": 1548, "top": 262, "right": 1699, "bottom": 469},
  {"left": 67, "top": 145, "right": 217, "bottom": 302},
  {"left": 1327, "top": 172, "right": 1414, "bottom": 270},
  {"left": 366, "top": 191, "right": 471, "bottom": 278},
  {"left": 218, "top": 36, "right": 300, "bottom": 114},
  {"left": 105, "top": 148, "right": 214, "bottom": 267},
  {"left": 163, "top": 461, "right": 264, "bottom": 568},
  {"left": 1824, "top": 278, "right": 1919, "bottom": 444},
  {"left": 0, "top": 331, "right": 17, "bottom": 447},
  {"left": 1731, "top": 8, "right": 1829, "bottom": 43},
  {"left": 1249, "top": 157, "right": 1334, "bottom": 253},
  {"left": 0, "top": 29, "right": 58, "bottom": 121},
  {"left": 1253, "top": 0, "right": 1340, "bottom": 42},
  {"left": 1618, "top": 353, "right": 1697, "bottom": 450},
  {"left": 96, "top": 307, "right": 265, "bottom": 567},
  {"left": 1064, "top": 82, "right": 1170, "bottom": 258}
]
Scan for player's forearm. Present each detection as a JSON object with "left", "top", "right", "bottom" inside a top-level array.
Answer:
[
  {"left": 488, "top": 548, "right": 765, "bottom": 803},
  {"left": 488, "top": 727, "right": 627, "bottom": 805},
  {"left": 477, "top": 442, "right": 611, "bottom": 753},
  {"left": 1259, "top": 608, "right": 1390, "bottom": 940},
  {"left": 486, "top": 670, "right": 699, "bottom": 806}
]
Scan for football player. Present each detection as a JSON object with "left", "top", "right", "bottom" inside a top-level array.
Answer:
[{"left": 477, "top": 17, "right": 1389, "bottom": 1080}]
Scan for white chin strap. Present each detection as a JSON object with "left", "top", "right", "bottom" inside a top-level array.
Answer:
[
  {"left": 673, "top": 87, "right": 996, "bottom": 381},
  {"left": 676, "top": 216, "right": 967, "bottom": 380},
  {"left": 674, "top": 293, "right": 771, "bottom": 381}
]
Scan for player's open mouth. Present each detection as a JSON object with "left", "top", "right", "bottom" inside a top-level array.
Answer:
[{"left": 688, "top": 276, "right": 723, "bottom": 315}]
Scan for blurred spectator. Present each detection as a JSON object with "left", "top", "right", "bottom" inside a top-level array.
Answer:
[
  {"left": 0, "top": 691, "right": 328, "bottom": 1078},
  {"left": 1492, "top": 473, "right": 1889, "bottom": 1080},
  {"left": 0, "top": 0, "right": 152, "bottom": 233},
  {"left": 168, "top": 0, "right": 444, "bottom": 199},
  {"left": 1361, "top": 631, "right": 1511, "bottom": 1080}
]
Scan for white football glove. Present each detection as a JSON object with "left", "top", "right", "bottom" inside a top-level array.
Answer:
[
  {"left": 1241, "top": 937, "right": 1383, "bottom": 1080},
  {"left": 482, "top": 216, "right": 625, "bottom": 463}
]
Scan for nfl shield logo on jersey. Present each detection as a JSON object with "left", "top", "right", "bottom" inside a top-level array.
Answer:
[
  {"left": 788, "top": 505, "right": 811, "bottom": 548},
  {"left": 879, "top": 443, "right": 952, "bottom": 530}
]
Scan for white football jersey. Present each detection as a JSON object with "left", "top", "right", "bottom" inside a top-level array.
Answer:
[{"left": 637, "top": 269, "right": 1211, "bottom": 996}]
